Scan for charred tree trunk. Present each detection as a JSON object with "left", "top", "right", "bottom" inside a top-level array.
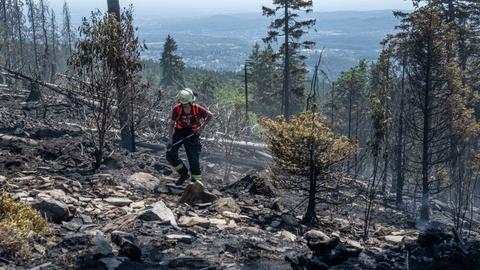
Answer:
[
  {"left": 107, "top": 0, "right": 135, "bottom": 152},
  {"left": 420, "top": 45, "right": 433, "bottom": 223},
  {"left": 107, "top": 0, "right": 120, "bottom": 19},
  {"left": 395, "top": 59, "right": 406, "bottom": 207},
  {"left": 283, "top": 0, "right": 290, "bottom": 119},
  {"left": 39, "top": 0, "right": 50, "bottom": 80},
  {"left": 50, "top": 9, "right": 57, "bottom": 81},
  {"left": 346, "top": 81, "right": 353, "bottom": 175},
  {"left": 14, "top": 0, "right": 24, "bottom": 71},
  {"left": 303, "top": 142, "right": 317, "bottom": 225},
  {"left": 1, "top": 0, "right": 11, "bottom": 69},
  {"left": 27, "top": 0, "right": 41, "bottom": 101}
]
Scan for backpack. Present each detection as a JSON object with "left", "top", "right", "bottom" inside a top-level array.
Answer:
[{"left": 175, "top": 103, "right": 200, "bottom": 130}]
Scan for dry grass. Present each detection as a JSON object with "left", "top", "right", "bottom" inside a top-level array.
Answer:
[{"left": 0, "top": 193, "right": 50, "bottom": 262}]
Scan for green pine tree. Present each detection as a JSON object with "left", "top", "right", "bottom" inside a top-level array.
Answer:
[
  {"left": 262, "top": 0, "right": 316, "bottom": 118},
  {"left": 160, "top": 34, "right": 185, "bottom": 88}
]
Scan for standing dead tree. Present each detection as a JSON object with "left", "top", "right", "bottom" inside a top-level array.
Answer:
[{"left": 69, "top": 8, "right": 146, "bottom": 169}]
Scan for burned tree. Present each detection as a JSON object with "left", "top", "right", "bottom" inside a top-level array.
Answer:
[
  {"left": 262, "top": 112, "right": 356, "bottom": 224},
  {"left": 70, "top": 8, "right": 146, "bottom": 169},
  {"left": 397, "top": 3, "right": 476, "bottom": 223},
  {"left": 61, "top": 1, "right": 74, "bottom": 57},
  {"left": 107, "top": 0, "right": 136, "bottom": 152}
]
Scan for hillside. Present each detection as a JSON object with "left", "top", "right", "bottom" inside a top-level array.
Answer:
[
  {"left": 138, "top": 10, "right": 401, "bottom": 76},
  {"left": 0, "top": 79, "right": 478, "bottom": 270}
]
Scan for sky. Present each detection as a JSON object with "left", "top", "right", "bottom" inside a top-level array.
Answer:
[{"left": 50, "top": 0, "right": 413, "bottom": 18}]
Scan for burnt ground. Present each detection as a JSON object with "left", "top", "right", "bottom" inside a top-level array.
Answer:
[{"left": 1, "top": 84, "right": 480, "bottom": 270}]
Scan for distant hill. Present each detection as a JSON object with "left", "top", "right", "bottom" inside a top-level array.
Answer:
[{"left": 136, "top": 10, "right": 403, "bottom": 78}]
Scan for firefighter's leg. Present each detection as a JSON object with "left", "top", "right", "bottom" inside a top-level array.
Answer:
[
  {"left": 166, "top": 132, "right": 189, "bottom": 180},
  {"left": 185, "top": 134, "right": 202, "bottom": 183}
]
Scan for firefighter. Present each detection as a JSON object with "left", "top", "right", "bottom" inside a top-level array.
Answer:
[{"left": 166, "top": 88, "right": 213, "bottom": 186}]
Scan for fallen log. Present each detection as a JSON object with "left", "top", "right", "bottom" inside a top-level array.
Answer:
[{"left": 0, "top": 66, "right": 88, "bottom": 107}]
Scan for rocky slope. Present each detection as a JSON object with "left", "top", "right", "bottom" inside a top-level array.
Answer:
[{"left": 1, "top": 84, "right": 479, "bottom": 270}]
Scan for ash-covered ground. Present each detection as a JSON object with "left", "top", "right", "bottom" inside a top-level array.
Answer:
[{"left": 1, "top": 83, "right": 479, "bottom": 270}]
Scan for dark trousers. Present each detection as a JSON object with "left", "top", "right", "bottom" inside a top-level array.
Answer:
[{"left": 166, "top": 129, "right": 202, "bottom": 181}]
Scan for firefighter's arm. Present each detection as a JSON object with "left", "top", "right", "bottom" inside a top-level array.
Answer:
[{"left": 197, "top": 110, "right": 213, "bottom": 134}]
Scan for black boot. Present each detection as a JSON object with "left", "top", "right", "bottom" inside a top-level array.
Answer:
[{"left": 175, "top": 173, "right": 190, "bottom": 186}]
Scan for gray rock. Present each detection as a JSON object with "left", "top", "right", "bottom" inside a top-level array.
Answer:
[
  {"left": 81, "top": 215, "right": 93, "bottom": 224},
  {"left": 214, "top": 197, "right": 241, "bottom": 214},
  {"left": 168, "top": 256, "right": 211, "bottom": 269},
  {"left": 126, "top": 172, "right": 161, "bottom": 192},
  {"left": 305, "top": 230, "right": 339, "bottom": 255},
  {"left": 178, "top": 216, "right": 210, "bottom": 228},
  {"left": 270, "top": 220, "right": 282, "bottom": 228},
  {"left": 98, "top": 257, "right": 129, "bottom": 270},
  {"left": 111, "top": 231, "right": 135, "bottom": 245},
  {"left": 32, "top": 198, "right": 74, "bottom": 223},
  {"left": 325, "top": 239, "right": 363, "bottom": 265},
  {"left": 166, "top": 234, "right": 193, "bottom": 244},
  {"left": 119, "top": 241, "right": 142, "bottom": 261},
  {"left": 281, "top": 213, "right": 299, "bottom": 227},
  {"left": 92, "top": 233, "right": 113, "bottom": 259},
  {"left": 61, "top": 233, "right": 90, "bottom": 247},
  {"left": 104, "top": 197, "right": 132, "bottom": 207},
  {"left": 385, "top": 235, "right": 404, "bottom": 244},
  {"left": 342, "top": 239, "right": 363, "bottom": 255},
  {"left": 155, "top": 183, "right": 170, "bottom": 194},
  {"left": 277, "top": 230, "right": 297, "bottom": 242},
  {"left": 138, "top": 201, "right": 178, "bottom": 228},
  {"left": 111, "top": 231, "right": 141, "bottom": 261}
]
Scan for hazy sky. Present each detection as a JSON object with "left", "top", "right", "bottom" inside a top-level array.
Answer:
[{"left": 50, "top": 0, "right": 412, "bottom": 17}]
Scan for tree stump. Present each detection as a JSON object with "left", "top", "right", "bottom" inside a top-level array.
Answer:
[{"left": 179, "top": 182, "right": 217, "bottom": 205}]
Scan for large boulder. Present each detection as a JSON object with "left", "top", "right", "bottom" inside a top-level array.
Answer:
[
  {"left": 126, "top": 172, "right": 161, "bottom": 192},
  {"left": 32, "top": 198, "right": 75, "bottom": 223}
]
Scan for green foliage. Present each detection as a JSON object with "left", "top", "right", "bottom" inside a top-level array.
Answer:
[
  {"left": 0, "top": 193, "right": 49, "bottom": 263},
  {"left": 248, "top": 43, "right": 282, "bottom": 117},
  {"left": 0, "top": 193, "right": 49, "bottom": 238},
  {"left": 262, "top": 111, "right": 356, "bottom": 176},
  {"left": 263, "top": 0, "right": 316, "bottom": 117},
  {"left": 368, "top": 49, "right": 393, "bottom": 155},
  {"left": 328, "top": 59, "right": 371, "bottom": 171},
  {"left": 160, "top": 34, "right": 185, "bottom": 88}
]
